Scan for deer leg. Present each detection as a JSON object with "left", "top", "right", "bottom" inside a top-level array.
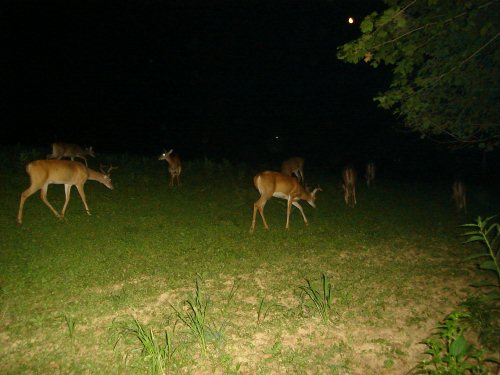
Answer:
[
  {"left": 60, "top": 184, "right": 73, "bottom": 218},
  {"left": 251, "top": 198, "right": 269, "bottom": 232},
  {"left": 17, "top": 185, "right": 40, "bottom": 224},
  {"left": 169, "top": 174, "right": 174, "bottom": 187},
  {"left": 292, "top": 202, "right": 308, "bottom": 226},
  {"left": 75, "top": 184, "right": 91, "bottom": 215},
  {"left": 342, "top": 184, "right": 347, "bottom": 205},
  {"left": 285, "top": 198, "right": 293, "bottom": 229},
  {"left": 39, "top": 185, "right": 62, "bottom": 219},
  {"left": 250, "top": 204, "right": 258, "bottom": 233}
]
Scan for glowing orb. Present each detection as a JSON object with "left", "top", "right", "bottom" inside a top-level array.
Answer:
[{"left": 348, "top": 17, "right": 354, "bottom": 24}]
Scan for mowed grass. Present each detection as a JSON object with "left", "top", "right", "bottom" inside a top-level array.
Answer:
[{"left": 0, "top": 148, "right": 498, "bottom": 374}]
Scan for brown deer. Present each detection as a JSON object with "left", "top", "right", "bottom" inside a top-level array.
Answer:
[
  {"left": 342, "top": 166, "right": 357, "bottom": 207},
  {"left": 365, "top": 162, "right": 375, "bottom": 187},
  {"left": 158, "top": 149, "right": 182, "bottom": 186},
  {"left": 452, "top": 179, "right": 466, "bottom": 213},
  {"left": 250, "top": 171, "right": 321, "bottom": 233},
  {"left": 47, "top": 142, "right": 95, "bottom": 167},
  {"left": 17, "top": 160, "right": 117, "bottom": 224},
  {"left": 281, "top": 157, "right": 305, "bottom": 183}
]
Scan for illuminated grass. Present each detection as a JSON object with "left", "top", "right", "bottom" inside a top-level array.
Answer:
[{"left": 0, "top": 146, "right": 499, "bottom": 373}]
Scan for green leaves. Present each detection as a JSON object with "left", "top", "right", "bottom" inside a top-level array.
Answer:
[
  {"left": 115, "top": 317, "right": 176, "bottom": 374},
  {"left": 417, "top": 311, "right": 490, "bottom": 373},
  {"left": 299, "top": 273, "right": 334, "bottom": 323},
  {"left": 337, "top": 0, "right": 500, "bottom": 150},
  {"left": 360, "top": 18, "right": 374, "bottom": 33},
  {"left": 449, "top": 334, "right": 467, "bottom": 358},
  {"left": 460, "top": 215, "right": 500, "bottom": 291}
]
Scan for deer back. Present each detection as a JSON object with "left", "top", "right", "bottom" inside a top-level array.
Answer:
[{"left": 27, "top": 160, "right": 89, "bottom": 185}]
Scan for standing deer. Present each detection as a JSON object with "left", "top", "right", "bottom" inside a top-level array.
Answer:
[
  {"left": 365, "top": 162, "right": 375, "bottom": 187},
  {"left": 158, "top": 149, "right": 182, "bottom": 186},
  {"left": 281, "top": 156, "right": 305, "bottom": 183},
  {"left": 342, "top": 166, "right": 357, "bottom": 207},
  {"left": 452, "top": 179, "right": 466, "bottom": 213},
  {"left": 47, "top": 142, "right": 95, "bottom": 167},
  {"left": 250, "top": 170, "right": 321, "bottom": 233},
  {"left": 17, "top": 160, "right": 117, "bottom": 224}
]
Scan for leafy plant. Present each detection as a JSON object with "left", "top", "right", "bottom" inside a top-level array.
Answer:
[
  {"left": 460, "top": 297, "right": 500, "bottom": 352},
  {"left": 413, "top": 216, "right": 500, "bottom": 373},
  {"left": 62, "top": 314, "right": 77, "bottom": 347},
  {"left": 299, "top": 273, "right": 334, "bottom": 322},
  {"left": 461, "top": 215, "right": 500, "bottom": 296},
  {"left": 459, "top": 215, "right": 500, "bottom": 353},
  {"left": 115, "top": 317, "right": 176, "bottom": 375},
  {"left": 413, "top": 311, "right": 492, "bottom": 374},
  {"left": 257, "top": 295, "right": 277, "bottom": 325},
  {"left": 171, "top": 276, "right": 226, "bottom": 355}
]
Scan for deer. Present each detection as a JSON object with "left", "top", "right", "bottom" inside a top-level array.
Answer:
[
  {"left": 47, "top": 142, "right": 95, "bottom": 167},
  {"left": 342, "top": 166, "right": 357, "bottom": 207},
  {"left": 451, "top": 179, "right": 466, "bottom": 213},
  {"left": 281, "top": 156, "right": 305, "bottom": 183},
  {"left": 158, "top": 149, "right": 182, "bottom": 187},
  {"left": 365, "top": 162, "right": 375, "bottom": 187},
  {"left": 17, "top": 160, "right": 117, "bottom": 225},
  {"left": 250, "top": 170, "right": 321, "bottom": 233}
]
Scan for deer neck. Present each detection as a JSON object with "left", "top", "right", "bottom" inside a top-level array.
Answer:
[{"left": 87, "top": 169, "right": 105, "bottom": 183}]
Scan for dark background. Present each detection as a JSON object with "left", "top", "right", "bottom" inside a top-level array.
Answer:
[{"left": 1, "top": 0, "right": 497, "bottom": 179}]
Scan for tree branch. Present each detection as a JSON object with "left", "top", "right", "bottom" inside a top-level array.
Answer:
[
  {"left": 437, "top": 31, "right": 500, "bottom": 80},
  {"left": 370, "top": 0, "right": 498, "bottom": 50}
]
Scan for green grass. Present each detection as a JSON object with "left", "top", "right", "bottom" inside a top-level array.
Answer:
[
  {"left": 0, "top": 146, "right": 499, "bottom": 374},
  {"left": 299, "top": 273, "right": 334, "bottom": 323}
]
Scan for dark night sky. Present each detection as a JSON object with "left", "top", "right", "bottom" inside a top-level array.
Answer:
[{"left": 1, "top": 0, "right": 486, "bottom": 175}]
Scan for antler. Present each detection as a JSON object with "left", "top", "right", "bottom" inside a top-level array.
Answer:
[
  {"left": 107, "top": 164, "right": 119, "bottom": 174},
  {"left": 100, "top": 164, "right": 119, "bottom": 174}
]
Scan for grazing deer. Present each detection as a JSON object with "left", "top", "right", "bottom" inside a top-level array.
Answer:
[
  {"left": 17, "top": 160, "right": 117, "bottom": 224},
  {"left": 452, "top": 179, "right": 466, "bottom": 213},
  {"left": 47, "top": 142, "right": 95, "bottom": 167},
  {"left": 158, "top": 149, "right": 182, "bottom": 187},
  {"left": 250, "top": 171, "right": 321, "bottom": 233},
  {"left": 281, "top": 156, "right": 305, "bottom": 183},
  {"left": 365, "top": 162, "right": 375, "bottom": 187},
  {"left": 342, "top": 166, "right": 357, "bottom": 207}
]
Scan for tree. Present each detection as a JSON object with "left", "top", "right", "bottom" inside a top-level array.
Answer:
[{"left": 338, "top": 0, "right": 500, "bottom": 151}]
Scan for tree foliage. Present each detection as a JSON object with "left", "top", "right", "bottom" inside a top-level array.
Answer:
[{"left": 338, "top": 0, "right": 500, "bottom": 150}]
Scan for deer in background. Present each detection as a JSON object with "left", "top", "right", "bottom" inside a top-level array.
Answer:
[
  {"left": 47, "top": 142, "right": 95, "bottom": 167},
  {"left": 250, "top": 170, "right": 321, "bottom": 233},
  {"left": 365, "top": 162, "right": 375, "bottom": 187},
  {"left": 159, "top": 149, "right": 182, "bottom": 186},
  {"left": 452, "top": 179, "right": 466, "bottom": 213},
  {"left": 281, "top": 156, "right": 305, "bottom": 183},
  {"left": 342, "top": 166, "right": 357, "bottom": 207},
  {"left": 17, "top": 160, "right": 117, "bottom": 224}
]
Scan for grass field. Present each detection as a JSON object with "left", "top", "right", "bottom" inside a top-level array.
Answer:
[{"left": 1, "top": 146, "right": 498, "bottom": 374}]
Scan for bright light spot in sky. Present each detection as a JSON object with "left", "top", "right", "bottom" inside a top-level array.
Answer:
[{"left": 348, "top": 17, "right": 354, "bottom": 24}]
